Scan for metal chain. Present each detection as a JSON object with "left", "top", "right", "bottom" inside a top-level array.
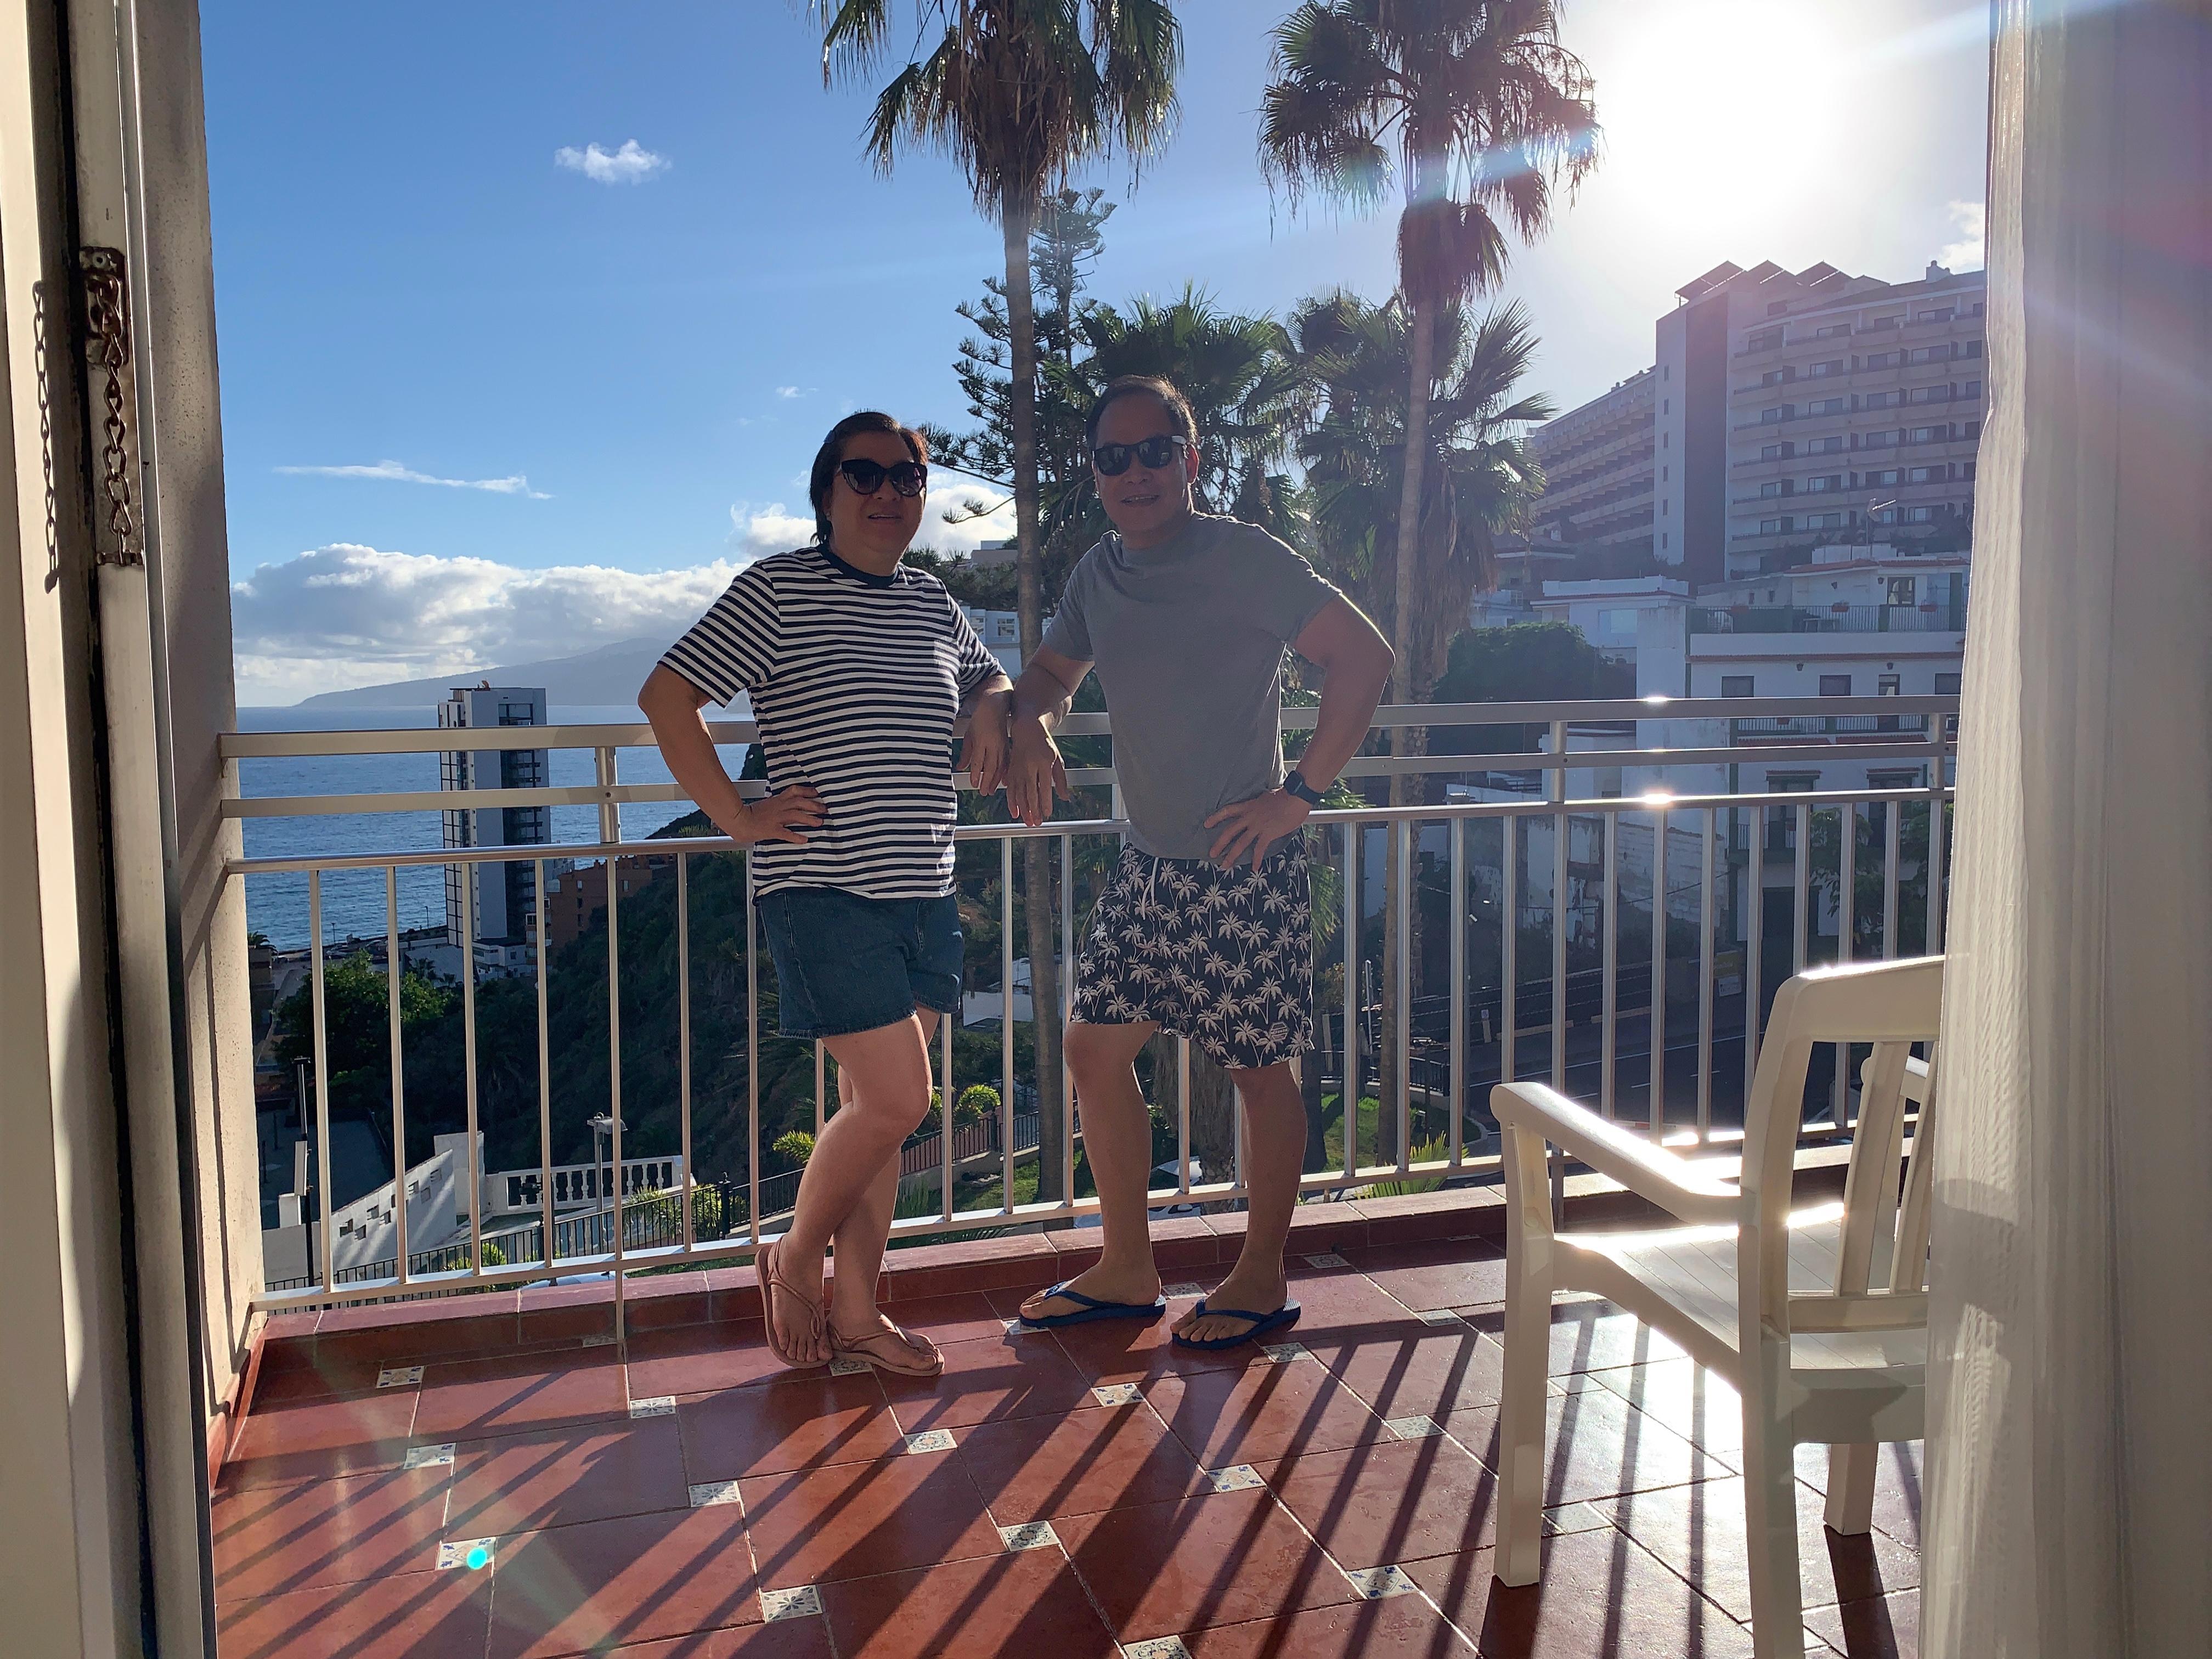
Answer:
[{"left": 79, "top": 247, "right": 139, "bottom": 566}]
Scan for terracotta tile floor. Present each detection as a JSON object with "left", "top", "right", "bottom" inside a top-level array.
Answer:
[{"left": 215, "top": 1261, "right": 1920, "bottom": 1658}]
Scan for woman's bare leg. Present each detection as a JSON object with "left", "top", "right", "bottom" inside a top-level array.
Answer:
[
  {"left": 768, "top": 1012, "right": 933, "bottom": 1364},
  {"left": 826, "top": 1010, "right": 940, "bottom": 1338}
]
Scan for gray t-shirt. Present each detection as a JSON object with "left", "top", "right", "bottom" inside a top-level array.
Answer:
[{"left": 1043, "top": 512, "right": 1344, "bottom": 859}]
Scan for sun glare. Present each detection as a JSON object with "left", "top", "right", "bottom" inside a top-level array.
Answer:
[{"left": 1596, "top": 2, "right": 1854, "bottom": 227}]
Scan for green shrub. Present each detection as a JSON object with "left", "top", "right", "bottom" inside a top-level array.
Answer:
[
  {"left": 956, "top": 1084, "right": 999, "bottom": 1126},
  {"left": 771, "top": 1130, "right": 815, "bottom": 1167}
]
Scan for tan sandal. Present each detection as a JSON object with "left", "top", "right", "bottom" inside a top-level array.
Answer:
[
  {"left": 758, "top": 1239, "right": 827, "bottom": 1369},
  {"left": 829, "top": 1318, "right": 944, "bottom": 1378}
]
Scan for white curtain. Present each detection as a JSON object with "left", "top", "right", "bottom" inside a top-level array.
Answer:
[{"left": 1924, "top": 3, "right": 2212, "bottom": 1656}]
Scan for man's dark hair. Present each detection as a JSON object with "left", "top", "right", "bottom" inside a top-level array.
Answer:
[
  {"left": 1085, "top": 375, "right": 1198, "bottom": 450},
  {"left": 806, "top": 411, "right": 929, "bottom": 545}
]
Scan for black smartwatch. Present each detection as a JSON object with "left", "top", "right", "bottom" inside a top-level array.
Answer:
[{"left": 1282, "top": 770, "right": 1328, "bottom": 808}]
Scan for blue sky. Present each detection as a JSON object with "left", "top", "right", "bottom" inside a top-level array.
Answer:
[{"left": 205, "top": 0, "right": 1989, "bottom": 702}]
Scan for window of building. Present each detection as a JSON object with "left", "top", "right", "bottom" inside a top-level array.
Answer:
[
  {"left": 1963, "top": 419, "right": 1982, "bottom": 438},
  {"left": 1866, "top": 314, "right": 1900, "bottom": 330},
  {"left": 1760, "top": 405, "right": 1790, "bottom": 424},
  {"left": 1661, "top": 532, "right": 1668, "bottom": 549},
  {"left": 1722, "top": 675, "right": 1755, "bottom": 697},
  {"left": 1760, "top": 441, "right": 1791, "bottom": 460},
  {"left": 1805, "top": 474, "right": 1843, "bottom": 492},
  {"left": 1905, "top": 505, "right": 1940, "bottom": 523},
  {"left": 1916, "top": 307, "right": 1955, "bottom": 323},
  {"left": 1887, "top": 578, "right": 1918, "bottom": 606},
  {"left": 1909, "top": 425, "right": 1948, "bottom": 443},
  {"left": 1964, "top": 380, "right": 1982, "bottom": 398},
  {"left": 1759, "top": 480, "right": 1789, "bottom": 498},
  {"left": 1872, "top": 506, "right": 1899, "bottom": 523},
  {"left": 1908, "top": 343, "right": 1952, "bottom": 364},
  {"left": 1935, "top": 672, "right": 1962, "bottom": 695},
  {"left": 1962, "top": 460, "right": 1977, "bottom": 481},
  {"left": 1865, "top": 468, "right": 1900, "bottom": 486},
  {"left": 1808, "top": 397, "right": 1847, "bottom": 415},
  {"left": 1663, "top": 399, "right": 1669, "bottom": 414},
  {"left": 1762, "top": 367, "right": 1791, "bottom": 386},
  {"left": 1819, "top": 674, "right": 1853, "bottom": 696},
  {"left": 1663, "top": 364, "right": 1671, "bottom": 380},
  {"left": 1908, "top": 384, "right": 1951, "bottom": 404},
  {"left": 1810, "top": 359, "right": 1844, "bottom": 377},
  {"left": 1815, "top": 324, "right": 1850, "bottom": 338},
  {"left": 1805, "top": 435, "right": 1843, "bottom": 454},
  {"left": 1864, "top": 431, "right": 1898, "bottom": 449},
  {"left": 1661, "top": 498, "right": 1668, "bottom": 514},
  {"left": 1878, "top": 673, "right": 1903, "bottom": 696},
  {"left": 1750, "top": 327, "right": 1783, "bottom": 350},
  {"left": 1759, "top": 516, "right": 1793, "bottom": 534},
  {"left": 1868, "top": 768, "right": 1925, "bottom": 790},
  {"left": 1595, "top": 608, "right": 1638, "bottom": 635},
  {"left": 1906, "top": 464, "right": 1944, "bottom": 483},
  {"left": 1864, "top": 351, "right": 1894, "bottom": 369},
  {"left": 1863, "top": 390, "right": 1896, "bottom": 409},
  {"left": 1809, "top": 511, "right": 1845, "bottom": 529}
]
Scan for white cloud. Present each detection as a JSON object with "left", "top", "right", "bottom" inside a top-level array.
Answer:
[
  {"left": 230, "top": 543, "right": 738, "bottom": 703},
  {"left": 276, "top": 459, "right": 550, "bottom": 499},
  {"left": 554, "top": 140, "right": 669, "bottom": 185},
  {"left": 727, "top": 501, "right": 819, "bottom": 558},
  {"left": 725, "top": 484, "right": 1015, "bottom": 562},
  {"left": 776, "top": 386, "right": 805, "bottom": 399},
  {"left": 1939, "top": 200, "right": 1985, "bottom": 271}
]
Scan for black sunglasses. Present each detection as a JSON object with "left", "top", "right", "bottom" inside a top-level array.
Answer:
[
  {"left": 837, "top": 458, "right": 928, "bottom": 498},
  {"left": 1091, "top": 434, "right": 1190, "bottom": 476}
]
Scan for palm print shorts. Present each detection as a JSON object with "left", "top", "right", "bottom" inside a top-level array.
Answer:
[{"left": 1071, "top": 836, "right": 1314, "bottom": 1071}]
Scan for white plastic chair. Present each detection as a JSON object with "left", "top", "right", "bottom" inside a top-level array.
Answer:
[{"left": 1491, "top": 955, "right": 1942, "bottom": 1658}]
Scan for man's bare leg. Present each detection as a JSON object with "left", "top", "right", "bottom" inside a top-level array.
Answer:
[
  {"left": 1019, "top": 1019, "right": 1161, "bottom": 1321},
  {"left": 1171, "top": 1060, "right": 1305, "bottom": 1344}
]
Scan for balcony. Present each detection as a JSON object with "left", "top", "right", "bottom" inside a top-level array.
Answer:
[
  {"left": 1691, "top": 606, "right": 1966, "bottom": 636},
  {"left": 215, "top": 1214, "right": 1922, "bottom": 1659},
  {"left": 199, "top": 698, "right": 1954, "bottom": 1657}
]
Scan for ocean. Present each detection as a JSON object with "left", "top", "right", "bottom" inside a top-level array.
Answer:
[{"left": 236, "top": 706, "right": 746, "bottom": 951}]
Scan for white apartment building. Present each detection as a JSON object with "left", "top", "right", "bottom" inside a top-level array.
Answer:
[
  {"left": 439, "top": 683, "right": 552, "bottom": 957},
  {"left": 1526, "top": 367, "right": 1655, "bottom": 560},
  {"left": 1533, "top": 258, "right": 1988, "bottom": 588},
  {"left": 1528, "top": 575, "right": 1691, "bottom": 665}
]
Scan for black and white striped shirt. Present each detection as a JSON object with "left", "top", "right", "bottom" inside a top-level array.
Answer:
[{"left": 661, "top": 545, "right": 1003, "bottom": 899}]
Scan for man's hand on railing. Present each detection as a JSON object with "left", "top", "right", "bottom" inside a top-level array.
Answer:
[
  {"left": 1006, "top": 716, "right": 1071, "bottom": 827},
  {"left": 728, "top": 784, "right": 825, "bottom": 846}
]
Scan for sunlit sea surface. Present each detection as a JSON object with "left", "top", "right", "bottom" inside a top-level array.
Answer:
[{"left": 236, "top": 706, "right": 745, "bottom": 951}]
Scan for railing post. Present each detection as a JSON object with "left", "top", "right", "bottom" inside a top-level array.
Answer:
[
  {"left": 1449, "top": 816, "right": 1466, "bottom": 1170},
  {"left": 678, "top": 852, "right": 693, "bottom": 1250},
  {"left": 309, "top": 871, "right": 334, "bottom": 1297},
  {"left": 536, "top": 857, "right": 554, "bottom": 1272},
  {"left": 386, "top": 867, "right": 408, "bottom": 1289},
  {"left": 1549, "top": 721, "right": 1568, "bottom": 1095}
]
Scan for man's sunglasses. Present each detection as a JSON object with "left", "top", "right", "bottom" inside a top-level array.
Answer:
[
  {"left": 837, "top": 458, "right": 929, "bottom": 498},
  {"left": 1091, "top": 434, "right": 1190, "bottom": 476}
]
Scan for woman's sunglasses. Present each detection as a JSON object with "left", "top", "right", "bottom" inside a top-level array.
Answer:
[
  {"left": 837, "top": 458, "right": 929, "bottom": 498},
  {"left": 1091, "top": 434, "right": 1190, "bottom": 476}
]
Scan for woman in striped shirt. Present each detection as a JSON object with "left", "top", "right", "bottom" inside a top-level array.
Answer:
[{"left": 640, "top": 411, "right": 1013, "bottom": 1374}]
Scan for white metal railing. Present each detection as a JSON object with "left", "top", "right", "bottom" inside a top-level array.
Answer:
[{"left": 224, "top": 696, "right": 1955, "bottom": 1314}]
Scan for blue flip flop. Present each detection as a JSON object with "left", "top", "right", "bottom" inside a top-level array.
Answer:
[
  {"left": 1170, "top": 1300, "right": 1304, "bottom": 1351},
  {"left": 1018, "top": 1281, "right": 1169, "bottom": 1329}
]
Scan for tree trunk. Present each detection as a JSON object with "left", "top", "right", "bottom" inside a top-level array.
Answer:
[
  {"left": 1004, "top": 201, "right": 1065, "bottom": 1205},
  {"left": 1377, "top": 294, "right": 1438, "bottom": 1167}
]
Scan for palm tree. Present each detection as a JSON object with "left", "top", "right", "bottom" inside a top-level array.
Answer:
[
  {"left": 1289, "top": 286, "right": 1552, "bottom": 1159},
  {"left": 1261, "top": 0, "right": 1596, "bottom": 726},
  {"left": 816, "top": 2, "right": 1180, "bottom": 1204}
]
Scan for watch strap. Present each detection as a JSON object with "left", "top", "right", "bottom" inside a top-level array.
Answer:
[{"left": 1282, "top": 771, "right": 1327, "bottom": 806}]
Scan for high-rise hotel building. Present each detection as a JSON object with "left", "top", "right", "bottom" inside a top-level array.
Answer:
[{"left": 1533, "top": 259, "right": 1988, "bottom": 585}]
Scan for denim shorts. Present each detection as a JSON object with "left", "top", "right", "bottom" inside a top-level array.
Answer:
[{"left": 757, "top": 886, "right": 963, "bottom": 1041}]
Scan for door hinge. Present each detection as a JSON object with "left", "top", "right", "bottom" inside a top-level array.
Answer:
[{"left": 78, "top": 245, "right": 142, "bottom": 568}]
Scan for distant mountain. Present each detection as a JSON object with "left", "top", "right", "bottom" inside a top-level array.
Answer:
[{"left": 294, "top": 636, "right": 684, "bottom": 710}]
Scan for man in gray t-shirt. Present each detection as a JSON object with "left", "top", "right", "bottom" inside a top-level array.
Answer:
[{"left": 1005, "top": 376, "right": 1393, "bottom": 1351}]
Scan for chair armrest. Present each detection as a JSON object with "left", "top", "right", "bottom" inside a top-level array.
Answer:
[{"left": 1491, "top": 1081, "right": 1743, "bottom": 1229}]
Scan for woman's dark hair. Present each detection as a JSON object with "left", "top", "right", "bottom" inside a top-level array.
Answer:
[
  {"left": 1085, "top": 375, "right": 1198, "bottom": 449},
  {"left": 807, "top": 411, "right": 929, "bottom": 546}
]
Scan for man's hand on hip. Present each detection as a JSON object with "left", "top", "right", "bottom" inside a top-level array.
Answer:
[{"left": 1204, "top": 787, "right": 1311, "bottom": 872}]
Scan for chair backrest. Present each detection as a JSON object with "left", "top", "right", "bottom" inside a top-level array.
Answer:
[{"left": 1738, "top": 957, "right": 1944, "bottom": 1333}]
